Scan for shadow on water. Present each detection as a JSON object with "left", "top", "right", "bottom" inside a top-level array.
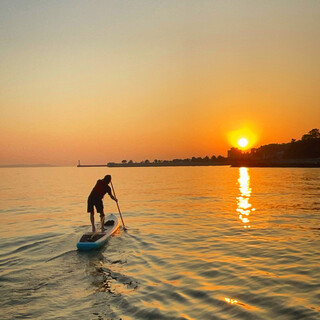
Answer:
[{"left": 79, "top": 250, "right": 138, "bottom": 295}]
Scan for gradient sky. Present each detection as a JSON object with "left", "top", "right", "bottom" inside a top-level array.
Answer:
[{"left": 1, "top": 0, "right": 319, "bottom": 165}]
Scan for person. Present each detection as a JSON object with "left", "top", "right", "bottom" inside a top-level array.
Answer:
[{"left": 87, "top": 175, "right": 117, "bottom": 232}]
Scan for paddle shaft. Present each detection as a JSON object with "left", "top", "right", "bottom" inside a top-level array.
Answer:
[{"left": 110, "top": 181, "right": 127, "bottom": 230}]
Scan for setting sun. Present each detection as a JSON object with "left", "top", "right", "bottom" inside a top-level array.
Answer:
[
  {"left": 227, "top": 127, "right": 258, "bottom": 151},
  {"left": 238, "top": 138, "right": 249, "bottom": 148}
]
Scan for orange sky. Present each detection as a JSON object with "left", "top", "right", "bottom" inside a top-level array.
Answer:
[{"left": 1, "top": 1, "right": 319, "bottom": 165}]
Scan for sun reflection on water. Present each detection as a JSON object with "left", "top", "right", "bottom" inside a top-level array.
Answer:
[
  {"left": 225, "top": 297, "right": 238, "bottom": 304},
  {"left": 237, "top": 167, "right": 255, "bottom": 228}
]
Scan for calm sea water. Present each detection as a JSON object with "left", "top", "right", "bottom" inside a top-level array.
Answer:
[{"left": 0, "top": 166, "right": 319, "bottom": 320}]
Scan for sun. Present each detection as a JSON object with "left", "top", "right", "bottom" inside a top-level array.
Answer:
[
  {"left": 227, "top": 127, "right": 258, "bottom": 150},
  {"left": 238, "top": 137, "right": 249, "bottom": 148}
]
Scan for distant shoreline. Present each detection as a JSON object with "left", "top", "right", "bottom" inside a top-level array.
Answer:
[
  {"left": 77, "top": 164, "right": 108, "bottom": 167},
  {"left": 77, "top": 160, "right": 320, "bottom": 168},
  {"left": 1, "top": 162, "right": 319, "bottom": 169},
  {"left": 106, "top": 162, "right": 228, "bottom": 168},
  {"left": 0, "top": 164, "right": 56, "bottom": 168}
]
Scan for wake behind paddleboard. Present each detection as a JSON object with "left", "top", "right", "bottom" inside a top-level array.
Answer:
[{"left": 77, "top": 213, "right": 120, "bottom": 250}]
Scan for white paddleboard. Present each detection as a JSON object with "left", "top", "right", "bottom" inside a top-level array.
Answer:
[{"left": 77, "top": 213, "right": 120, "bottom": 250}]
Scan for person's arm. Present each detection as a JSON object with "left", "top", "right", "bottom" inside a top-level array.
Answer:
[{"left": 108, "top": 188, "right": 118, "bottom": 202}]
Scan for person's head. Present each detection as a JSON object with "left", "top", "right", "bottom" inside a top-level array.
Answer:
[{"left": 103, "top": 175, "right": 111, "bottom": 184}]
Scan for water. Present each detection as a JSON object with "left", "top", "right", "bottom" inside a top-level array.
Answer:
[{"left": 0, "top": 166, "right": 319, "bottom": 320}]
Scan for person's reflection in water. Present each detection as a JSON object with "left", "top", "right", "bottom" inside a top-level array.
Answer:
[{"left": 237, "top": 167, "right": 255, "bottom": 228}]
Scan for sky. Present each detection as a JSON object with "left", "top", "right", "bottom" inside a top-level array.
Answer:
[{"left": 0, "top": 0, "right": 319, "bottom": 165}]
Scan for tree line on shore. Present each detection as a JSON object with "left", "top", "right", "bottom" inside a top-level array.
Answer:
[
  {"left": 251, "top": 128, "right": 320, "bottom": 160},
  {"left": 109, "top": 155, "right": 228, "bottom": 167}
]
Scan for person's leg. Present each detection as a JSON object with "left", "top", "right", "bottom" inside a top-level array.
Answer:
[
  {"left": 87, "top": 196, "right": 96, "bottom": 232},
  {"left": 96, "top": 199, "right": 105, "bottom": 232},
  {"left": 90, "top": 211, "right": 96, "bottom": 232},
  {"left": 100, "top": 212, "right": 105, "bottom": 232}
]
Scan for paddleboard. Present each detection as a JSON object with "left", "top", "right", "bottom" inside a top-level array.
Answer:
[{"left": 77, "top": 213, "right": 120, "bottom": 250}]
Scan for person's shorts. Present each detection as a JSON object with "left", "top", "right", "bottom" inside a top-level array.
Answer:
[{"left": 87, "top": 194, "right": 104, "bottom": 214}]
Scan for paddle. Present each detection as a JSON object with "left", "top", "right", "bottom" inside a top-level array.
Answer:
[{"left": 110, "top": 181, "right": 127, "bottom": 230}]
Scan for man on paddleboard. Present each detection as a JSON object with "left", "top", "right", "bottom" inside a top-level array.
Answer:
[{"left": 87, "top": 175, "right": 117, "bottom": 232}]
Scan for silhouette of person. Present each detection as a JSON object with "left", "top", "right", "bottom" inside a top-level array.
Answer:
[{"left": 87, "top": 175, "right": 117, "bottom": 232}]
